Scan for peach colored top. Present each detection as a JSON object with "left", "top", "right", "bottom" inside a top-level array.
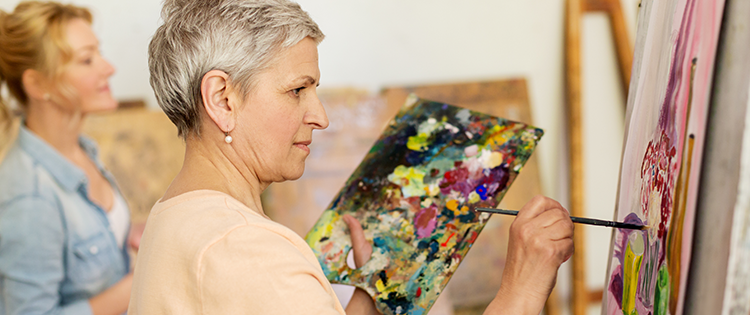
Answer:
[{"left": 128, "top": 190, "right": 345, "bottom": 315}]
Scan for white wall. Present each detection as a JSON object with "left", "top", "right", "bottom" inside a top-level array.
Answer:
[
  {"left": 580, "top": 12, "right": 630, "bottom": 315},
  {"left": 1, "top": 0, "right": 638, "bottom": 313}
]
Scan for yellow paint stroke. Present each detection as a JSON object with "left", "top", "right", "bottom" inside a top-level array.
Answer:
[
  {"left": 424, "top": 184, "right": 440, "bottom": 197},
  {"left": 623, "top": 232, "right": 644, "bottom": 314},
  {"left": 375, "top": 278, "right": 387, "bottom": 292},
  {"left": 306, "top": 211, "right": 339, "bottom": 247},
  {"left": 480, "top": 150, "right": 504, "bottom": 169},
  {"left": 445, "top": 200, "right": 470, "bottom": 216},
  {"left": 482, "top": 125, "right": 513, "bottom": 150},
  {"left": 407, "top": 117, "right": 446, "bottom": 152},
  {"left": 667, "top": 134, "right": 694, "bottom": 312},
  {"left": 407, "top": 133, "right": 431, "bottom": 152},
  {"left": 667, "top": 58, "right": 697, "bottom": 314},
  {"left": 387, "top": 165, "right": 427, "bottom": 197},
  {"left": 446, "top": 200, "right": 459, "bottom": 212},
  {"left": 420, "top": 198, "right": 433, "bottom": 208},
  {"left": 468, "top": 191, "right": 481, "bottom": 204}
]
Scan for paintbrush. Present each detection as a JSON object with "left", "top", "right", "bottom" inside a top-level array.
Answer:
[{"left": 474, "top": 207, "right": 647, "bottom": 230}]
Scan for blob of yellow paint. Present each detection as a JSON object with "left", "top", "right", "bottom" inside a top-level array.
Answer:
[
  {"left": 407, "top": 133, "right": 431, "bottom": 152},
  {"left": 622, "top": 232, "right": 644, "bottom": 314},
  {"left": 468, "top": 191, "right": 481, "bottom": 203},
  {"left": 388, "top": 165, "right": 427, "bottom": 197},
  {"left": 446, "top": 200, "right": 459, "bottom": 211},
  {"left": 376, "top": 279, "right": 387, "bottom": 292},
  {"left": 484, "top": 151, "right": 503, "bottom": 169}
]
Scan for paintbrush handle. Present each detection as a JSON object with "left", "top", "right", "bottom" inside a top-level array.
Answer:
[{"left": 475, "top": 207, "right": 645, "bottom": 230}]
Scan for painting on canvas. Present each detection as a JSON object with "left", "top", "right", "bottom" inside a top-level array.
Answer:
[
  {"left": 305, "top": 95, "right": 542, "bottom": 315},
  {"left": 603, "top": 0, "right": 725, "bottom": 314}
]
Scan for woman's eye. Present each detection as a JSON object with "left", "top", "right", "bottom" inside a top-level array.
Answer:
[
  {"left": 81, "top": 58, "right": 93, "bottom": 65},
  {"left": 292, "top": 87, "right": 304, "bottom": 96}
]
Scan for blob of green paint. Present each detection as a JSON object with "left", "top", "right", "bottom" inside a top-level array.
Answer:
[{"left": 653, "top": 265, "right": 670, "bottom": 315}]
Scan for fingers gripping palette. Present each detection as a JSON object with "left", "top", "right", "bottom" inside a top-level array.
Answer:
[{"left": 305, "top": 95, "right": 543, "bottom": 315}]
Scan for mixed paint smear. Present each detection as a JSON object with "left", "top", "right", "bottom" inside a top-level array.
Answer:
[
  {"left": 305, "top": 95, "right": 542, "bottom": 315},
  {"left": 604, "top": 0, "right": 725, "bottom": 314}
]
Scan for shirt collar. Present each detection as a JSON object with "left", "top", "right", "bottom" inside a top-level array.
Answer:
[{"left": 17, "top": 125, "right": 101, "bottom": 192}]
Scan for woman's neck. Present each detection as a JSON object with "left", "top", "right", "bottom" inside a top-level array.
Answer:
[
  {"left": 163, "top": 136, "right": 268, "bottom": 216},
  {"left": 24, "top": 101, "right": 85, "bottom": 159}
]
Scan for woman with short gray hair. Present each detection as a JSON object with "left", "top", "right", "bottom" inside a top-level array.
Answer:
[{"left": 129, "top": 0, "right": 574, "bottom": 314}]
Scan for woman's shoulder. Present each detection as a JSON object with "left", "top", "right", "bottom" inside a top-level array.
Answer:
[
  {"left": 151, "top": 190, "right": 275, "bottom": 225},
  {"left": 141, "top": 190, "right": 282, "bottom": 252},
  {"left": 150, "top": 190, "right": 310, "bottom": 256},
  {"left": 0, "top": 127, "right": 91, "bottom": 207},
  {"left": 0, "top": 149, "right": 65, "bottom": 242},
  {"left": 0, "top": 142, "right": 54, "bottom": 206},
  {"left": 136, "top": 190, "right": 317, "bottom": 279}
]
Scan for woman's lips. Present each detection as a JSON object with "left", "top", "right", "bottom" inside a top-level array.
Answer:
[{"left": 295, "top": 141, "right": 311, "bottom": 153}]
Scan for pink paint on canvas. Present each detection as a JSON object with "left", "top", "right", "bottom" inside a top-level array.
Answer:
[{"left": 603, "top": 0, "right": 725, "bottom": 314}]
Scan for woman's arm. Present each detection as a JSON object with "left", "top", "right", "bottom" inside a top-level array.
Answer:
[
  {"left": 1, "top": 196, "right": 134, "bottom": 315},
  {"left": 483, "top": 196, "right": 575, "bottom": 315},
  {"left": 89, "top": 273, "right": 133, "bottom": 315},
  {"left": 0, "top": 197, "right": 92, "bottom": 314}
]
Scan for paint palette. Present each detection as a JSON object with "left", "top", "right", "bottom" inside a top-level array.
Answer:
[{"left": 305, "top": 95, "right": 543, "bottom": 315}]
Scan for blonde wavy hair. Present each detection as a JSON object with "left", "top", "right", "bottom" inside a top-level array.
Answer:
[{"left": 0, "top": 1, "right": 92, "bottom": 153}]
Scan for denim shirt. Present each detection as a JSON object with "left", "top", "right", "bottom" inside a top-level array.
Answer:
[{"left": 0, "top": 126, "right": 130, "bottom": 315}]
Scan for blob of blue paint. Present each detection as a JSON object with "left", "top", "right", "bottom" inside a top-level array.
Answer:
[{"left": 475, "top": 185, "right": 488, "bottom": 200}]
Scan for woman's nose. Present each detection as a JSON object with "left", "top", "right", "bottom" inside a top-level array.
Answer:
[{"left": 306, "top": 93, "right": 329, "bottom": 130}]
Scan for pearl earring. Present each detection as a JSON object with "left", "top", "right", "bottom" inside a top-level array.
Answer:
[{"left": 224, "top": 131, "right": 233, "bottom": 144}]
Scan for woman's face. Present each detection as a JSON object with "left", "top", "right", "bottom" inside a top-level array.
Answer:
[
  {"left": 56, "top": 18, "right": 117, "bottom": 113},
  {"left": 234, "top": 37, "right": 329, "bottom": 183}
]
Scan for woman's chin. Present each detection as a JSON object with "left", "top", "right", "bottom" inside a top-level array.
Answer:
[
  {"left": 82, "top": 99, "right": 119, "bottom": 114},
  {"left": 281, "top": 166, "right": 306, "bottom": 182}
]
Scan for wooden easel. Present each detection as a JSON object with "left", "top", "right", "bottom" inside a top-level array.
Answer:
[{"left": 564, "top": 0, "right": 633, "bottom": 315}]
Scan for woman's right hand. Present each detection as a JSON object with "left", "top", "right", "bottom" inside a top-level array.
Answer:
[{"left": 485, "top": 195, "right": 575, "bottom": 315}]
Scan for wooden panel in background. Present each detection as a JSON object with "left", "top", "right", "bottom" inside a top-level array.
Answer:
[{"left": 83, "top": 108, "right": 184, "bottom": 223}]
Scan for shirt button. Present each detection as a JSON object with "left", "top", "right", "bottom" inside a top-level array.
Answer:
[{"left": 89, "top": 246, "right": 99, "bottom": 255}]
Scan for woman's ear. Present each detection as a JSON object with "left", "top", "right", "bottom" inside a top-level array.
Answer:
[
  {"left": 21, "top": 69, "right": 51, "bottom": 102},
  {"left": 201, "top": 69, "right": 236, "bottom": 133}
]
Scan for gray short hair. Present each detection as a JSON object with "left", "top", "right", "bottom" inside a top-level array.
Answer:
[{"left": 149, "top": 0, "right": 324, "bottom": 139}]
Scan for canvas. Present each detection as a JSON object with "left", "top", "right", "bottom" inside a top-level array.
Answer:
[
  {"left": 305, "top": 95, "right": 542, "bottom": 315},
  {"left": 603, "top": 0, "right": 725, "bottom": 314}
]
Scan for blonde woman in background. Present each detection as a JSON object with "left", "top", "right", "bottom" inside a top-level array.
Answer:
[{"left": 0, "top": 2, "right": 135, "bottom": 314}]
